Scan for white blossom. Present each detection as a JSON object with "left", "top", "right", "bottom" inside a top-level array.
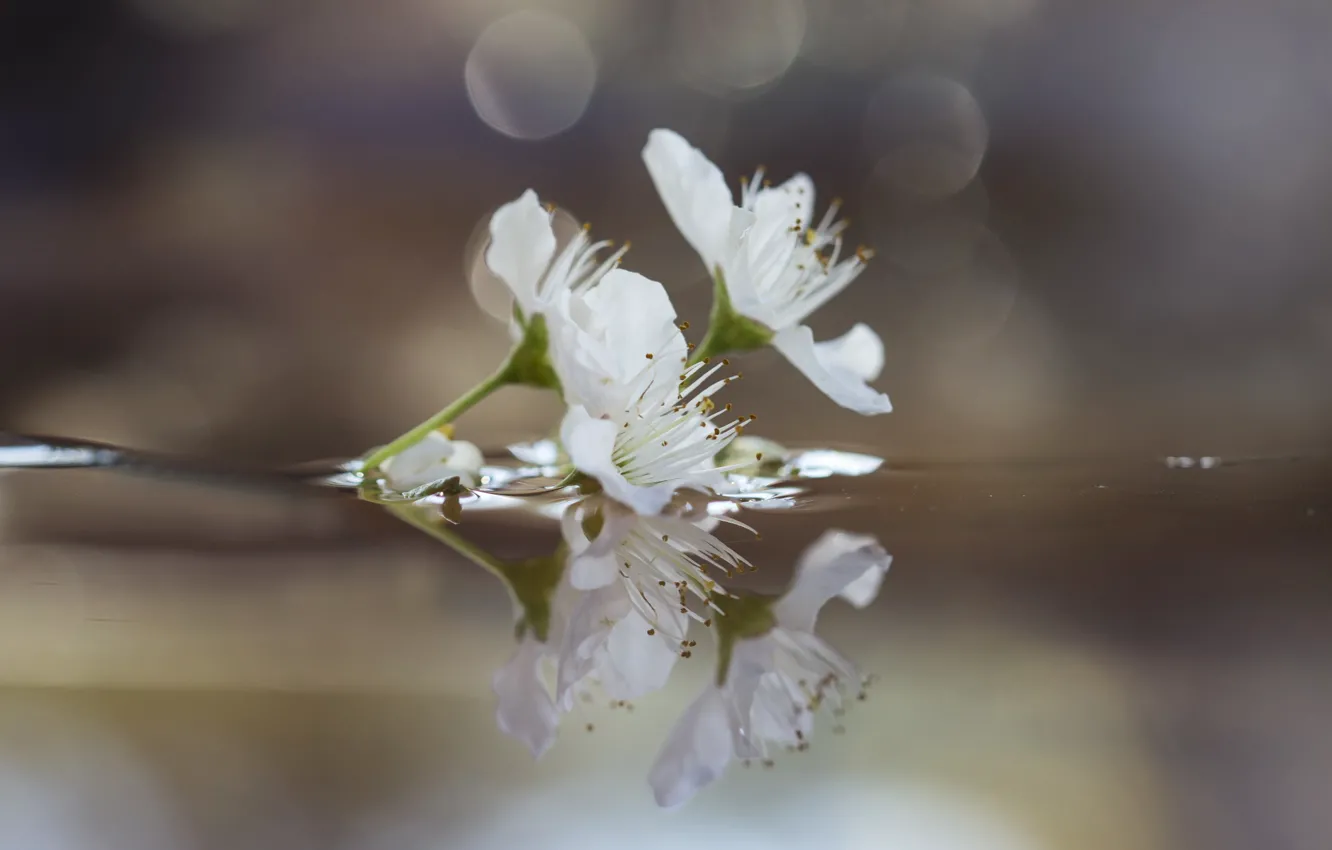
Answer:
[
  {"left": 648, "top": 529, "right": 892, "bottom": 807},
  {"left": 643, "top": 128, "right": 892, "bottom": 415},
  {"left": 379, "top": 430, "right": 483, "bottom": 491},
  {"left": 485, "top": 189, "right": 627, "bottom": 331},
  {"left": 551, "top": 268, "right": 746, "bottom": 515}
]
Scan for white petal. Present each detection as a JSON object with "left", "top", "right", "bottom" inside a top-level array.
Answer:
[
  {"left": 567, "top": 548, "right": 618, "bottom": 590},
  {"left": 582, "top": 269, "right": 684, "bottom": 359},
  {"left": 507, "top": 438, "right": 561, "bottom": 466},
  {"left": 648, "top": 685, "right": 734, "bottom": 808},
  {"left": 818, "top": 322, "right": 885, "bottom": 381},
  {"left": 717, "top": 207, "right": 778, "bottom": 326},
  {"left": 601, "top": 608, "right": 681, "bottom": 700},
  {"left": 643, "top": 129, "right": 735, "bottom": 274},
  {"left": 771, "top": 324, "right": 893, "bottom": 415},
  {"left": 724, "top": 639, "right": 775, "bottom": 759},
  {"left": 560, "top": 405, "right": 676, "bottom": 516},
  {"left": 555, "top": 584, "right": 626, "bottom": 705},
  {"left": 380, "top": 432, "right": 481, "bottom": 490},
  {"left": 748, "top": 669, "right": 814, "bottom": 746},
  {"left": 446, "top": 440, "right": 485, "bottom": 479},
  {"left": 492, "top": 637, "right": 559, "bottom": 759},
  {"left": 774, "top": 530, "right": 893, "bottom": 633},
  {"left": 486, "top": 190, "right": 556, "bottom": 318},
  {"left": 838, "top": 553, "right": 892, "bottom": 609},
  {"left": 560, "top": 405, "right": 623, "bottom": 485},
  {"left": 557, "top": 496, "right": 622, "bottom": 590}
]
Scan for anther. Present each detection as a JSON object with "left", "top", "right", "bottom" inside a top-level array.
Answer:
[
  {"left": 586, "top": 723, "right": 595, "bottom": 732},
  {"left": 756, "top": 453, "right": 764, "bottom": 461},
  {"left": 645, "top": 353, "right": 654, "bottom": 359},
  {"left": 647, "top": 628, "right": 656, "bottom": 635},
  {"left": 678, "top": 321, "right": 690, "bottom": 330}
]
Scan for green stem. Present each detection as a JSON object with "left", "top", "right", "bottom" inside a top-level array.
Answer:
[{"left": 362, "top": 359, "right": 514, "bottom": 472}]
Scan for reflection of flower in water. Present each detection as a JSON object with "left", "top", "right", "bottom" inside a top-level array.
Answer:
[
  {"left": 492, "top": 495, "right": 752, "bottom": 759},
  {"left": 650, "top": 530, "right": 892, "bottom": 807}
]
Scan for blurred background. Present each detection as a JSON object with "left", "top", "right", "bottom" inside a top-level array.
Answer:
[{"left": 0, "top": 0, "right": 1330, "bottom": 847}]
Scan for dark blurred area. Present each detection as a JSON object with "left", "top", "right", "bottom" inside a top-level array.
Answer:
[{"left": 1, "top": 1, "right": 1330, "bottom": 848}]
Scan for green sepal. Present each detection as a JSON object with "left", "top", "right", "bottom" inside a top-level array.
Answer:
[
  {"left": 709, "top": 591, "right": 779, "bottom": 687},
  {"left": 507, "top": 307, "right": 562, "bottom": 391},
  {"left": 690, "top": 271, "right": 775, "bottom": 365},
  {"left": 501, "top": 546, "right": 568, "bottom": 644}
]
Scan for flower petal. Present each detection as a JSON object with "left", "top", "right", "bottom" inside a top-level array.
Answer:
[
  {"left": 555, "top": 583, "right": 627, "bottom": 706},
  {"left": 380, "top": 432, "right": 482, "bottom": 490},
  {"left": 557, "top": 496, "right": 624, "bottom": 590},
  {"left": 648, "top": 685, "right": 734, "bottom": 808},
  {"left": 549, "top": 271, "right": 686, "bottom": 418},
  {"left": 492, "top": 636, "right": 559, "bottom": 759},
  {"left": 771, "top": 324, "right": 893, "bottom": 415},
  {"left": 486, "top": 190, "right": 556, "bottom": 318},
  {"left": 560, "top": 405, "right": 677, "bottom": 516},
  {"left": 602, "top": 607, "right": 681, "bottom": 700},
  {"left": 643, "top": 129, "right": 735, "bottom": 274},
  {"left": 773, "top": 529, "right": 892, "bottom": 633}
]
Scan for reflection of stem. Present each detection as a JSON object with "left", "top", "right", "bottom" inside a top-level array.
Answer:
[
  {"left": 362, "top": 359, "right": 514, "bottom": 472},
  {"left": 385, "top": 502, "right": 507, "bottom": 583},
  {"left": 386, "top": 501, "right": 568, "bottom": 642}
]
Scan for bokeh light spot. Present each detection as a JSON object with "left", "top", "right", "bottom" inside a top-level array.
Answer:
[
  {"left": 465, "top": 11, "right": 597, "bottom": 140},
  {"left": 866, "top": 73, "right": 989, "bottom": 199},
  {"left": 671, "top": 0, "right": 808, "bottom": 95}
]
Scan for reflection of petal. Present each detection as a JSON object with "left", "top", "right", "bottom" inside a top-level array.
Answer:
[
  {"left": 485, "top": 190, "right": 556, "bottom": 317},
  {"left": 774, "top": 530, "right": 892, "bottom": 632},
  {"left": 603, "top": 608, "right": 681, "bottom": 700},
  {"left": 771, "top": 324, "right": 893, "bottom": 415},
  {"left": 648, "top": 685, "right": 734, "bottom": 808},
  {"left": 492, "top": 637, "right": 558, "bottom": 759}
]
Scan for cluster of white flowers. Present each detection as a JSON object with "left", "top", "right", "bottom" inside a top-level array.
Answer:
[{"left": 364, "top": 129, "right": 895, "bottom": 807}]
